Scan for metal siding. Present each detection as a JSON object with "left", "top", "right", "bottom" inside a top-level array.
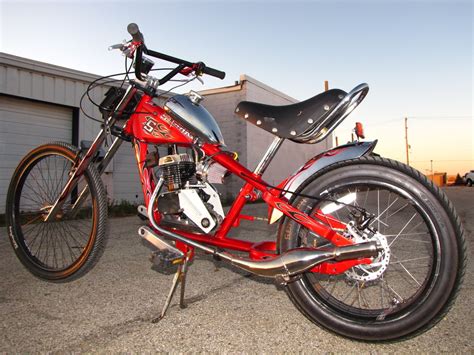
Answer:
[
  {"left": 112, "top": 143, "right": 143, "bottom": 204},
  {"left": 0, "top": 95, "right": 72, "bottom": 213}
]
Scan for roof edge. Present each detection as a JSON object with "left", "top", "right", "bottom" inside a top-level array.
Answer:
[
  {"left": 239, "top": 74, "right": 297, "bottom": 103},
  {"left": 0, "top": 52, "right": 113, "bottom": 83}
]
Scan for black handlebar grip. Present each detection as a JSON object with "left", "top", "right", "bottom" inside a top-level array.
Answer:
[
  {"left": 203, "top": 66, "right": 226, "bottom": 80},
  {"left": 127, "top": 23, "right": 144, "bottom": 43}
]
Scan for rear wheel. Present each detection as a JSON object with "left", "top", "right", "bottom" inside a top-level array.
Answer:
[
  {"left": 6, "top": 142, "right": 108, "bottom": 282},
  {"left": 279, "top": 157, "right": 466, "bottom": 341}
]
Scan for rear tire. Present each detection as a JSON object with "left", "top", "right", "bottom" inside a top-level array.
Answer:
[
  {"left": 278, "top": 156, "right": 466, "bottom": 341},
  {"left": 6, "top": 142, "right": 108, "bottom": 282}
]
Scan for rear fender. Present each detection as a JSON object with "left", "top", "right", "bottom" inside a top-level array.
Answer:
[{"left": 268, "top": 140, "right": 377, "bottom": 224}]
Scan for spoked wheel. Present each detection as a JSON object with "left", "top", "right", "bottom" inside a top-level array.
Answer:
[
  {"left": 279, "top": 157, "right": 466, "bottom": 341},
  {"left": 6, "top": 142, "right": 108, "bottom": 282}
]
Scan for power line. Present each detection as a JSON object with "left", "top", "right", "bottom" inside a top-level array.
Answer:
[
  {"left": 411, "top": 160, "right": 474, "bottom": 163},
  {"left": 408, "top": 116, "right": 473, "bottom": 119},
  {"left": 368, "top": 115, "right": 473, "bottom": 125}
]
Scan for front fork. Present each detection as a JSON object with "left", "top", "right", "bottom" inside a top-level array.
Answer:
[{"left": 44, "top": 86, "right": 137, "bottom": 221}]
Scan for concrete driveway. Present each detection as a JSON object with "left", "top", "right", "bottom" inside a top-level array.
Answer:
[{"left": 1, "top": 187, "right": 472, "bottom": 352}]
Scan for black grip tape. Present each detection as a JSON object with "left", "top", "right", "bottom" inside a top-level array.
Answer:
[{"left": 203, "top": 66, "right": 226, "bottom": 80}]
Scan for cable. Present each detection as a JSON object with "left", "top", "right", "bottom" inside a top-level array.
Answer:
[{"left": 154, "top": 75, "right": 197, "bottom": 101}]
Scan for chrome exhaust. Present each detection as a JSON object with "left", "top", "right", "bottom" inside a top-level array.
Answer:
[
  {"left": 146, "top": 178, "right": 381, "bottom": 283},
  {"left": 217, "top": 242, "right": 379, "bottom": 283}
]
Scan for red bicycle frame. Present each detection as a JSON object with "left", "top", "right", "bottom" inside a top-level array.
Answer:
[{"left": 120, "top": 92, "right": 371, "bottom": 275}]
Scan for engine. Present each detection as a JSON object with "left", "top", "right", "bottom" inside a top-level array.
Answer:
[{"left": 156, "top": 152, "right": 226, "bottom": 234}]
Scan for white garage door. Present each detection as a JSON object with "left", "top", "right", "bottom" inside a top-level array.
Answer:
[{"left": 0, "top": 96, "right": 72, "bottom": 213}]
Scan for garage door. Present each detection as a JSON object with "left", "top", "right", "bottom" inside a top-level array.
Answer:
[{"left": 0, "top": 96, "right": 72, "bottom": 213}]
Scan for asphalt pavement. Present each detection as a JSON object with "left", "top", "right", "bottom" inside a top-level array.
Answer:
[{"left": 1, "top": 187, "right": 472, "bottom": 352}]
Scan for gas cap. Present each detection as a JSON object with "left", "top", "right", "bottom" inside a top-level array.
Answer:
[{"left": 187, "top": 91, "right": 204, "bottom": 105}]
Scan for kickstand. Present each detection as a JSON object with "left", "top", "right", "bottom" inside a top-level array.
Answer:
[{"left": 152, "top": 255, "right": 189, "bottom": 323}]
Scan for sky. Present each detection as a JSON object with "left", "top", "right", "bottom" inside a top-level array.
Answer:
[{"left": 1, "top": 0, "right": 473, "bottom": 175}]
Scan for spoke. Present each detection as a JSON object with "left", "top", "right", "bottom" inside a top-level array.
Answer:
[
  {"left": 377, "top": 189, "right": 380, "bottom": 230},
  {"left": 342, "top": 282, "right": 357, "bottom": 303},
  {"left": 384, "top": 232, "right": 429, "bottom": 237},
  {"left": 25, "top": 176, "right": 50, "bottom": 205},
  {"left": 61, "top": 220, "right": 87, "bottom": 250},
  {"left": 386, "top": 202, "right": 409, "bottom": 220},
  {"left": 22, "top": 219, "right": 43, "bottom": 237},
  {"left": 389, "top": 256, "right": 430, "bottom": 265},
  {"left": 382, "top": 278, "right": 404, "bottom": 303},
  {"left": 359, "top": 285, "right": 371, "bottom": 308},
  {"left": 21, "top": 188, "right": 45, "bottom": 206},
  {"left": 31, "top": 221, "right": 46, "bottom": 256},
  {"left": 389, "top": 213, "right": 417, "bottom": 247},
  {"left": 21, "top": 213, "right": 43, "bottom": 227},
  {"left": 26, "top": 221, "right": 46, "bottom": 253},
  {"left": 42, "top": 158, "right": 54, "bottom": 201},
  {"left": 363, "top": 187, "right": 369, "bottom": 209},
  {"left": 370, "top": 197, "right": 399, "bottom": 228},
  {"left": 58, "top": 222, "right": 79, "bottom": 263},
  {"left": 391, "top": 254, "right": 422, "bottom": 286}
]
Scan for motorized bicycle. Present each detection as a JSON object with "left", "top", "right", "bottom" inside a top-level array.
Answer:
[{"left": 5, "top": 23, "right": 466, "bottom": 341}]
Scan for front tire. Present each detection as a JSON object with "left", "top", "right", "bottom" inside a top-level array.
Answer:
[
  {"left": 6, "top": 142, "right": 108, "bottom": 282},
  {"left": 278, "top": 156, "right": 466, "bottom": 341}
]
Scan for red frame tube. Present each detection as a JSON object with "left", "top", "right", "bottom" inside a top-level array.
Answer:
[{"left": 125, "top": 97, "right": 369, "bottom": 274}]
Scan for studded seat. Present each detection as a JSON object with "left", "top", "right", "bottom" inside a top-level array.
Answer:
[{"left": 235, "top": 88, "right": 347, "bottom": 144}]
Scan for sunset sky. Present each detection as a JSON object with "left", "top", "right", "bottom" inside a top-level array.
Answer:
[{"left": 1, "top": 0, "right": 472, "bottom": 175}]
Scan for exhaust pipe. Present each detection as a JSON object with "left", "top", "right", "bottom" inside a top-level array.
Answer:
[
  {"left": 217, "top": 242, "right": 379, "bottom": 282},
  {"left": 145, "top": 178, "right": 381, "bottom": 283}
]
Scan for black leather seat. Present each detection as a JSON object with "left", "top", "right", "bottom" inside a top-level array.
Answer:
[{"left": 235, "top": 89, "right": 346, "bottom": 143}]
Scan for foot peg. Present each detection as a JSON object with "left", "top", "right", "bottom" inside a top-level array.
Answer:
[
  {"left": 138, "top": 226, "right": 189, "bottom": 322},
  {"left": 137, "top": 205, "right": 148, "bottom": 220}
]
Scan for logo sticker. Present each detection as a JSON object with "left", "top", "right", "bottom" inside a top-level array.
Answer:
[
  {"left": 143, "top": 116, "right": 172, "bottom": 139},
  {"left": 161, "top": 114, "right": 194, "bottom": 140}
]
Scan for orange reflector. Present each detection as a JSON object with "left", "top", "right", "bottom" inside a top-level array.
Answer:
[{"left": 355, "top": 122, "right": 365, "bottom": 139}]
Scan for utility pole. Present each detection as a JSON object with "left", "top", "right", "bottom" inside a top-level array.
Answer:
[
  {"left": 405, "top": 117, "right": 410, "bottom": 165},
  {"left": 431, "top": 160, "right": 433, "bottom": 176}
]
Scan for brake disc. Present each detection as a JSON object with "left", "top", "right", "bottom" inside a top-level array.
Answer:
[{"left": 345, "top": 224, "right": 391, "bottom": 282}]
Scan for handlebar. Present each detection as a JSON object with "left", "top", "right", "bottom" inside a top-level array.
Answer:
[{"left": 126, "top": 23, "right": 226, "bottom": 82}]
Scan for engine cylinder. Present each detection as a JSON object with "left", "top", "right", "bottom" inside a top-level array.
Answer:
[{"left": 159, "top": 154, "right": 196, "bottom": 191}]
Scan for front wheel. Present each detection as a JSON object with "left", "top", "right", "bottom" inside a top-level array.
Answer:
[
  {"left": 6, "top": 142, "right": 108, "bottom": 282},
  {"left": 279, "top": 156, "right": 466, "bottom": 341}
]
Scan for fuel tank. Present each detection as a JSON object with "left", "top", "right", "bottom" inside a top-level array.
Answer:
[{"left": 164, "top": 94, "right": 225, "bottom": 146}]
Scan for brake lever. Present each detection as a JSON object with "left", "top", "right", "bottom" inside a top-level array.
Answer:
[
  {"left": 108, "top": 41, "right": 136, "bottom": 59},
  {"left": 108, "top": 41, "right": 126, "bottom": 51}
]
